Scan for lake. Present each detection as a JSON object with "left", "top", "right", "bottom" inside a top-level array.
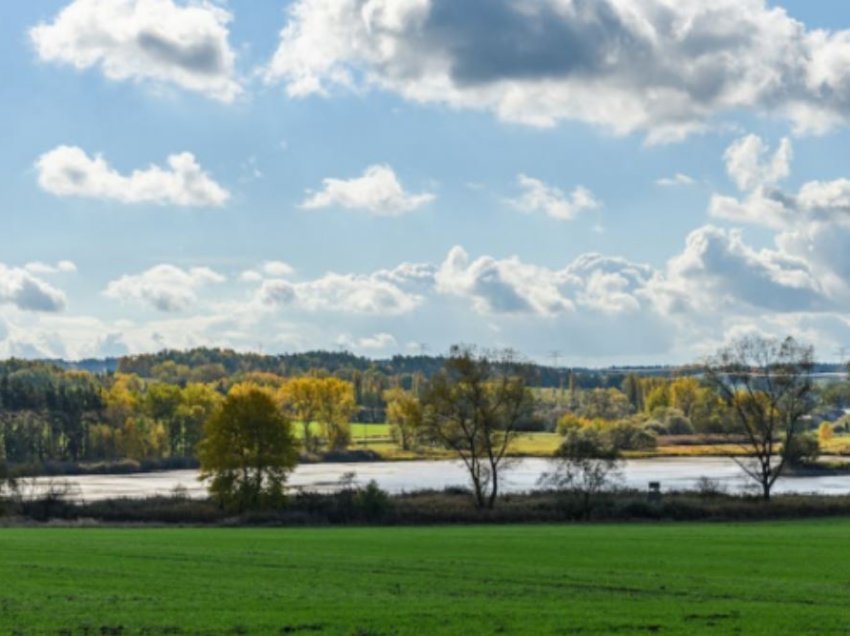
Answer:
[{"left": 15, "top": 457, "right": 850, "bottom": 501}]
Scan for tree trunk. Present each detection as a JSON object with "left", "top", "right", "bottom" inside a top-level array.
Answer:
[
  {"left": 487, "top": 469, "right": 499, "bottom": 509},
  {"left": 471, "top": 470, "right": 486, "bottom": 509}
]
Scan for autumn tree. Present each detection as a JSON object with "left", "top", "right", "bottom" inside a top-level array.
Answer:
[
  {"left": 280, "top": 377, "right": 357, "bottom": 452},
  {"left": 703, "top": 336, "right": 815, "bottom": 500},
  {"left": 279, "top": 377, "right": 321, "bottom": 452},
  {"left": 175, "top": 383, "right": 223, "bottom": 457},
  {"left": 145, "top": 382, "right": 183, "bottom": 457},
  {"left": 314, "top": 377, "right": 357, "bottom": 451},
  {"left": 420, "top": 347, "right": 533, "bottom": 509},
  {"left": 578, "top": 388, "right": 632, "bottom": 420},
  {"left": 198, "top": 386, "right": 299, "bottom": 510},
  {"left": 383, "top": 388, "right": 423, "bottom": 450}
]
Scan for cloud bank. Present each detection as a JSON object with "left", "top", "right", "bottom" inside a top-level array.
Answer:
[{"left": 265, "top": 0, "right": 850, "bottom": 142}]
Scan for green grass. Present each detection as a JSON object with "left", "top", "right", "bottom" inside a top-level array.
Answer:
[
  {"left": 3, "top": 521, "right": 850, "bottom": 634},
  {"left": 292, "top": 421, "right": 391, "bottom": 441}
]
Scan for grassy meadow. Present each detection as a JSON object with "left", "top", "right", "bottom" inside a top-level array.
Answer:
[{"left": 3, "top": 521, "right": 850, "bottom": 634}]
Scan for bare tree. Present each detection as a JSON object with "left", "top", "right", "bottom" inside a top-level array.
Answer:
[
  {"left": 421, "top": 346, "right": 533, "bottom": 509},
  {"left": 703, "top": 336, "right": 814, "bottom": 500}
]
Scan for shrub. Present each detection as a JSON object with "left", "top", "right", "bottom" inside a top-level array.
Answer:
[
  {"left": 353, "top": 480, "right": 393, "bottom": 521},
  {"left": 665, "top": 412, "right": 695, "bottom": 436},
  {"left": 556, "top": 413, "right": 586, "bottom": 435},
  {"left": 643, "top": 419, "right": 667, "bottom": 435},
  {"left": 604, "top": 421, "right": 657, "bottom": 451},
  {"left": 785, "top": 434, "right": 820, "bottom": 466}
]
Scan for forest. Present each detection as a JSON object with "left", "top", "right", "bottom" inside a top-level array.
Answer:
[{"left": 2, "top": 344, "right": 849, "bottom": 480}]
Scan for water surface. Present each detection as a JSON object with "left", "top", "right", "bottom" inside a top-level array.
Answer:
[{"left": 17, "top": 457, "right": 850, "bottom": 501}]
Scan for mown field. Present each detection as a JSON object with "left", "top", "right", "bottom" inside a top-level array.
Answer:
[{"left": 3, "top": 521, "right": 850, "bottom": 634}]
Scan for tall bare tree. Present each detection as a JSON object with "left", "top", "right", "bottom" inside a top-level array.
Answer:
[
  {"left": 703, "top": 336, "right": 814, "bottom": 500},
  {"left": 421, "top": 346, "right": 533, "bottom": 509}
]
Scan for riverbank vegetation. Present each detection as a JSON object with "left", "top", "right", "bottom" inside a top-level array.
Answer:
[
  {"left": 3, "top": 521, "right": 850, "bottom": 634},
  {"left": 3, "top": 337, "right": 850, "bottom": 506}
]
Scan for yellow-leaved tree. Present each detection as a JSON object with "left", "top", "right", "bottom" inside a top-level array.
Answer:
[
  {"left": 280, "top": 377, "right": 357, "bottom": 452},
  {"left": 198, "top": 385, "right": 299, "bottom": 511},
  {"left": 383, "top": 388, "right": 423, "bottom": 451}
]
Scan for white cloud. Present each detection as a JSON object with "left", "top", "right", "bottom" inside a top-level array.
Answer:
[
  {"left": 264, "top": 0, "right": 850, "bottom": 141},
  {"left": 435, "top": 246, "right": 651, "bottom": 317},
  {"left": 724, "top": 135, "right": 792, "bottom": 192},
  {"left": 646, "top": 225, "right": 828, "bottom": 315},
  {"left": 0, "top": 264, "right": 67, "bottom": 312},
  {"left": 656, "top": 173, "right": 696, "bottom": 187},
  {"left": 104, "top": 264, "right": 226, "bottom": 312},
  {"left": 259, "top": 272, "right": 422, "bottom": 315},
  {"left": 708, "top": 135, "right": 850, "bottom": 293},
  {"left": 24, "top": 260, "right": 77, "bottom": 275},
  {"left": 262, "top": 261, "right": 295, "bottom": 277},
  {"left": 508, "top": 174, "right": 600, "bottom": 221},
  {"left": 240, "top": 262, "right": 295, "bottom": 283},
  {"left": 302, "top": 164, "right": 434, "bottom": 216},
  {"left": 30, "top": 0, "right": 241, "bottom": 102},
  {"left": 337, "top": 332, "right": 397, "bottom": 351},
  {"left": 436, "top": 246, "right": 571, "bottom": 315},
  {"left": 239, "top": 270, "right": 264, "bottom": 283},
  {"left": 36, "top": 146, "right": 230, "bottom": 207}
]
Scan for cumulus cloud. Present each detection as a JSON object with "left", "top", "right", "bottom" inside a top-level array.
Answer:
[
  {"left": 104, "top": 264, "right": 225, "bottom": 312},
  {"left": 436, "top": 246, "right": 571, "bottom": 315},
  {"left": 302, "top": 164, "right": 434, "bottom": 215},
  {"left": 243, "top": 261, "right": 425, "bottom": 316},
  {"left": 30, "top": 0, "right": 241, "bottom": 101},
  {"left": 707, "top": 134, "right": 850, "bottom": 297},
  {"left": 0, "top": 265, "right": 67, "bottom": 312},
  {"left": 264, "top": 0, "right": 850, "bottom": 141},
  {"left": 724, "top": 135, "right": 792, "bottom": 192},
  {"left": 508, "top": 174, "right": 600, "bottom": 221},
  {"left": 647, "top": 225, "right": 828, "bottom": 315},
  {"left": 257, "top": 272, "right": 422, "bottom": 315},
  {"left": 435, "top": 246, "right": 651, "bottom": 317},
  {"left": 36, "top": 146, "right": 230, "bottom": 207}
]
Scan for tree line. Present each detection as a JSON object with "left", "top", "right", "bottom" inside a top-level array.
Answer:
[{"left": 2, "top": 336, "right": 847, "bottom": 509}]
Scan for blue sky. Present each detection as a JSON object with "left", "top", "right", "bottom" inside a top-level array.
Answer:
[{"left": 3, "top": 0, "right": 850, "bottom": 365}]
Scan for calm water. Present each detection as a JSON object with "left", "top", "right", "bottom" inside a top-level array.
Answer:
[{"left": 16, "top": 457, "right": 850, "bottom": 502}]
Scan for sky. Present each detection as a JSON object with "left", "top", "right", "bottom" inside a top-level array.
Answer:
[{"left": 3, "top": 0, "right": 850, "bottom": 366}]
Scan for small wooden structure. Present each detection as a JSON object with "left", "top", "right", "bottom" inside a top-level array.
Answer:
[{"left": 647, "top": 481, "right": 662, "bottom": 503}]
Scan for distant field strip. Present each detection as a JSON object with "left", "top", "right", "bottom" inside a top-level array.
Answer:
[{"left": 3, "top": 521, "right": 850, "bottom": 634}]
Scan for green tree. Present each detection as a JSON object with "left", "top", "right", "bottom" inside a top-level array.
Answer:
[
  {"left": 198, "top": 387, "right": 299, "bottom": 511},
  {"left": 622, "top": 373, "right": 643, "bottom": 411}
]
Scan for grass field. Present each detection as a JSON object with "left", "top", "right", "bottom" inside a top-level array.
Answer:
[{"left": 4, "top": 521, "right": 850, "bottom": 634}]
